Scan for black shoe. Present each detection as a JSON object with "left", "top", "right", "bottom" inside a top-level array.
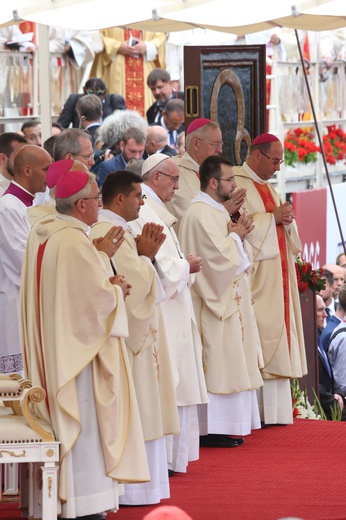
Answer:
[
  {"left": 229, "top": 437, "right": 244, "bottom": 445},
  {"left": 200, "top": 434, "right": 243, "bottom": 448},
  {"left": 168, "top": 469, "right": 175, "bottom": 477}
]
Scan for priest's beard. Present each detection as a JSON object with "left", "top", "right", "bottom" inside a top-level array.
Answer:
[{"left": 215, "top": 186, "right": 233, "bottom": 204}]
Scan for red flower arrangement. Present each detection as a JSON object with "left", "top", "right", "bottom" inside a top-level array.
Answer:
[
  {"left": 284, "top": 127, "right": 320, "bottom": 167},
  {"left": 295, "top": 256, "right": 326, "bottom": 294},
  {"left": 284, "top": 125, "right": 346, "bottom": 167},
  {"left": 323, "top": 125, "right": 346, "bottom": 165}
]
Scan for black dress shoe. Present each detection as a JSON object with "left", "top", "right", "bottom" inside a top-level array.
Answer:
[
  {"left": 230, "top": 437, "right": 244, "bottom": 445},
  {"left": 200, "top": 434, "right": 243, "bottom": 448},
  {"left": 168, "top": 469, "right": 175, "bottom": 477}
]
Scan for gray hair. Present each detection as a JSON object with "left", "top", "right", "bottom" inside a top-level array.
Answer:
[
  {"left": 126, "top": 159, "right": 144, "bottom": 176},
  {"left": 186, "top": 121, "right": 220, "bottom": 148},
  {"left": 53, "top": 129, "right": 92, "bottom": 161},
  {"left": 142, "top": 165, "right": 159, "bottom": 183},
  {"left": 55, "top": 172, "right": 96, "bottom": 214},
  {"left": 99, "top": 110, "right": 148, "bottom": 148}
]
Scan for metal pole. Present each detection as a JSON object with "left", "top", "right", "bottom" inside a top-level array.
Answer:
[{"left": 294, "top": 29, "right": 346, "bottom": 257}]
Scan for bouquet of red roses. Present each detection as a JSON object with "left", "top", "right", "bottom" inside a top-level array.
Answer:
[{"left": 295, "top": 255, "right": 326, "bottom": 294}]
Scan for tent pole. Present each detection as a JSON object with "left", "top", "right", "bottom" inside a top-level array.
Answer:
[{"left": 294, "top": 29, "right": 346, "bottom": 258}]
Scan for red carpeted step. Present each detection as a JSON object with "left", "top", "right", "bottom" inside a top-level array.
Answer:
[{"left": 2, "top": 419, "right": 346, "bottom": 520}]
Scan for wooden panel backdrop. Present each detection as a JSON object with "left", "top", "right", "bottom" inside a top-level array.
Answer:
[{"left": 184, "top": 44, "right": 266, "bottom": 165}]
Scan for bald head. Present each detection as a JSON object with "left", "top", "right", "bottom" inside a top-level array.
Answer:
[
  {"left": 13, "top": 145, "right": 52, "bottom": 195},
  {"left": 323, "top": 263, "right": 345, "bottom": 299},
  {"left": 69, "top": 160, "right": 89, "bottom": 173},
  {"left": 336, "top": 252, "right": 346, "bottom": 271},
  {"left": 145, "top": 126, "right": 168, "bottom": 155}
]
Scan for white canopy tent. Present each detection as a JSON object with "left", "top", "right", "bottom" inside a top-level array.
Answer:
[{"left": 11, "top": 0, "right": 346, "bottom": 33}]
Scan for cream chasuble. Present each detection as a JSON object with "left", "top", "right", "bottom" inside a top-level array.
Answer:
[
  {"left": 179, "top": 194, "right": 264, "bottom": 395},
  {"left": 131, "top": 186, "right": 208, "bottom": 408},
  {"left": 27, "top": 198, "right": 57, "bottom": 227},
  {"left": 234, "top": 164, "right": 307, "bottom": 380},
  {"left": 90, "top": 211, "right": 179, "bottom": 440},
  {"left": 20, "top": 214, "right": 149, "bottom": 512}
]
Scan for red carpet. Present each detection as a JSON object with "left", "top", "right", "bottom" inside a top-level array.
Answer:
[{"left": 2, "top": 419, "right": 346, "bottom": 520}]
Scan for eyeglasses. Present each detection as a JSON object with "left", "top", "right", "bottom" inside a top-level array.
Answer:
[
  {"left": 81, "top": 193, "right": 102, "bottom": 201},
  {"left": 84, "top": 89, "right": 106, "bottom": 96},
  {"left": 259, "top": 150, "right": 284, "bottom": 165},
  {"left": 157, "top": 171, "right": 179, "bottom": 184},
  {"left": 73, "top": 152, "right": 95, "bottom": 161},
  {"left": 196, "top": 138, "right": 224, "bottom": 149},
  {"left": 214, "top": 176, "right": 236, "bottom": 183}
]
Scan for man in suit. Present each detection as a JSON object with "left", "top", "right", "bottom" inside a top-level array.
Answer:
[
  {"left": 96, "top": 128, "right": 146, "bottom": 187},
  {"left": 144, "top": 126, "right": 177, "bottom": 159},
  {"left": 21, "top": 121, "right": 42, "bottom": 147},
  {"left": 316, "top": 294, "right": 345, "bottom": 420},
  {"left": 146, "top": 69, "right": 184, "bottom": 125},
  {"left": 324, "top": 288, "right": 346, "bottom": 407},
  {"left": 323, "top": 263, "right": 345, "bottom": 307},
  {"left": 57, "top": 77, "right": 126, "bottom": 129},
  {"left": 318, "top": 269, "right": 336, "bottom": 323},
  {"left": 321, "top": 283, "right": 346, "bottom": 351},
  {"left": 75, "top": 94, "right": 102, "bottom": 147},
  {"left": 151, "top": 98, "right": 184, "bottom": 150}
]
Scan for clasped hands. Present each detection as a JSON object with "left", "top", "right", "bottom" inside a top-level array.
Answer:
[
  {"left": 228, "top": 212, "right": 255, "bottom": 240},
  {"left": 272, "top": 201, "right": 295, "bottom": 226},
  {"left": 119, "top": 40, "right": 147, "bottom": 57},
  {"left": 135, "top": 222, "right": 166, "bottom": 261}
]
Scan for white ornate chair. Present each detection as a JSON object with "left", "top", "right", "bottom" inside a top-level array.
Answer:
[{"left": 0, "top": 374, "right": 59, "bottom": 520}]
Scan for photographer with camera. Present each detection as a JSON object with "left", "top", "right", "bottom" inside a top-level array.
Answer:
[{"left": 57, "top": 77, "right": 126, "bottom": 129}]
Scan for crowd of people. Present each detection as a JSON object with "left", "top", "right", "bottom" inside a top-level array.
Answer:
[{"left": 0, "top": 20, "right": 346, "bottom": 520}]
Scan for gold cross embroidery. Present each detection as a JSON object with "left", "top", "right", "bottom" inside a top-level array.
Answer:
[
  {"left": 152, "top": 345, "right": 159, "bottom": 382},
  {"left": 233, "top": 282, "right": 244, "bottom": 341}
]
